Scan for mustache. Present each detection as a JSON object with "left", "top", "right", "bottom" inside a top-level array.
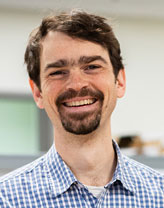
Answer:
[{"left": 56, "top": 87, "right": 104, "bottom": 106}]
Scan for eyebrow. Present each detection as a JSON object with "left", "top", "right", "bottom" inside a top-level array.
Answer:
[
  {"left": 44, "top": 55, "right": 108, "bottom": 71},
  {"left": 79, "top": 55, "right": 108, "bottom": 65},
  {"left": 44, "top": 59, "right": 69, "bottom": 71}
]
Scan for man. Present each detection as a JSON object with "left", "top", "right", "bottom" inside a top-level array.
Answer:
[{"left": 0, "top": 9, "right": 164, "bottom": 208}]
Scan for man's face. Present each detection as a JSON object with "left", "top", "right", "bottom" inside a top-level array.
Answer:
[{"left": 32, "top": 31, "right": 125, "bottom": 135}]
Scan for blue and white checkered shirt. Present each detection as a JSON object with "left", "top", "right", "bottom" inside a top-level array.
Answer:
[{"left": 0, "top": 141, "right": 164, "bottom": 207}]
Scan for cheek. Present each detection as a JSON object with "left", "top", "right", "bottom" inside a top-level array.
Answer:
[
  {"left": 41, "top": 91, "right": 61, "bottom": 124},
  {"left": 41, "top": 79, "right": 61, "bottom": 100},
  {"left": 98, "top": 80, "right": 117, "bottom": 111},
  {"left": 41, "top": 85, "right": 58, "bottom": 111}
]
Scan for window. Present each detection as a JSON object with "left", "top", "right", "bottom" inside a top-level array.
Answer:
[{"left": 0, "top": 94, "right": 40, "bottom": 155}]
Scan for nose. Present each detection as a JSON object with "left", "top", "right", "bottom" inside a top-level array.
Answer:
[{"left": 65, "top": 70, "right": 89, "bottom": 91}]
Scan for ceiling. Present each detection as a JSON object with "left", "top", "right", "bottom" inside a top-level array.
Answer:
[{"left": 0, "top": 0, "right": 164, "bottom": 19}]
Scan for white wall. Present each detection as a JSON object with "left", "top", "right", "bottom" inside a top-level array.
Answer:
[
  {"left": 112, "top": 18, "right": 164, "bottom": 138},
  {"left": 0, "top": 9, "right": 43, "bottom": 94},
  {"left": 0, "top": 9, "right": 164, "bottom": 137}
]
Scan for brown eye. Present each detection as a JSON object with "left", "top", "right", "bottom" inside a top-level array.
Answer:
[
  {"left": 50, "top": 70, "right": 68, "bottom": 76},
  {"left": 84, "top": 65, "right": 101, "bottom": 73},
  {"left": 87, "top": 65, "right": 100, "bottom": 70}
]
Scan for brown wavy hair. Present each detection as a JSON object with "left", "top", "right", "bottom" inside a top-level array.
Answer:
[{"left": 24, "top": 9, "right": 124, "bottom": 89}]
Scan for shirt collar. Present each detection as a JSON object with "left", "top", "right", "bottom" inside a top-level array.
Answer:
[
  {"left": 110, "top": 140, "right": 136, "bottom": 193},
  {"left": 43, "top": 140, "right": 136, "bottom": 197},
  {"left": 43, "top": 144, "right": 77, "bottom": 198}
]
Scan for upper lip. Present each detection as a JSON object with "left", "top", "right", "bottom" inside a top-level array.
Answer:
[{"left": 56, "top": 88, "right": 104, "bottom": 107}]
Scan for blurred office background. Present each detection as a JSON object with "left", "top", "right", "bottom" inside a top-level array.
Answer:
[{"left": 0, "top": 0, "right": 164, "bottom": 176}]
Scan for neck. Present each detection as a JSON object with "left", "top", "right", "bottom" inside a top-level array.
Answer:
[{"left": 54, "top": 123, "right": 117, "bottom": 187}]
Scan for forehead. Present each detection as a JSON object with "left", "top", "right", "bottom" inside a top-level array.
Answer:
[{"left": 40, "top": 31, "right": 110, "bottom": 62}]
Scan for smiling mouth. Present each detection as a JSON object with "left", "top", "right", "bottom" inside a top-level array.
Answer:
[{"left": 63, "top": 98, "right": 97, "bottom": 107}]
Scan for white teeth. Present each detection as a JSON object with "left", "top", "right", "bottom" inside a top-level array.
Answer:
[{"left": 65, "top": 99, "right": 94, "bottom": 107}]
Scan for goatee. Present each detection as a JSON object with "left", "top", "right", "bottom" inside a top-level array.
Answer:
[{"left": 56, "top": 87, "right": 104, "bottom": 135}]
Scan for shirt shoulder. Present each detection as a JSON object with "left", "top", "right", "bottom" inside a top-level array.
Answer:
[
  {"left": 0, "top": 153, "right": 45, "bottom": 183},
  {"left": 122, "top": 154, "right": 164, "bottom": 193},
  {"left": 0, "top": 154, "right": 48, "bottom": 207}
]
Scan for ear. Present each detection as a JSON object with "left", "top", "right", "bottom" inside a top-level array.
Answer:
[
  {"left": 116, "top": 69, "right": 126, "bottom": 98},
  {"left": 29, "top": 79, "right": 44, "bottom": 109}
]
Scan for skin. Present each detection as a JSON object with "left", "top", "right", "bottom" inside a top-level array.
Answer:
[{"left": 31, "top": 31, "right": 126, "bottom": 186}]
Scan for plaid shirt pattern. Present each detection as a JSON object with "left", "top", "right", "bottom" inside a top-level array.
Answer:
[{"left": 0, "top": 140, "right": 164, "bottom": 208}]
